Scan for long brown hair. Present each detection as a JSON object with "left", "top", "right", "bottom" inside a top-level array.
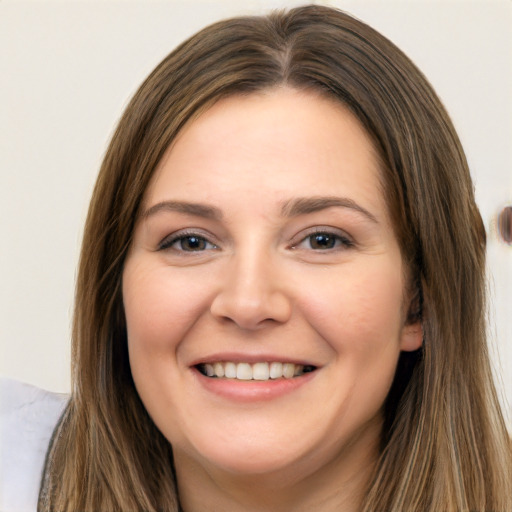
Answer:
[{"left": 39, "top": 5, "right": 511, "bottom": 511}]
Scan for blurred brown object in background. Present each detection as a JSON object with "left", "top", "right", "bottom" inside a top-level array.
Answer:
[{"left": 497, "top": 206, "right": 512, "bottom": 244}]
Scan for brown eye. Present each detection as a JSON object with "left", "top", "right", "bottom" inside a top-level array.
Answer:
[
  {"left": 294, "top": 231, "right": 353, "bottom": 251},
  {"left": 309, "top": 233, "right": 337, "bottom": 250},
  {"left": 178, "top": 236, "right": 208, "bottom": 251},
  {"left": 159, "top": 233, "right": 217, "bottom": 252}
]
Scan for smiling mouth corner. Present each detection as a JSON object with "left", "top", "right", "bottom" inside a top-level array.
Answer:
[{"left": 195, "top": 361, "right": 317, "bottom": 381}]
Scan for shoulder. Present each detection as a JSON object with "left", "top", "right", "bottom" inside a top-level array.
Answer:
[{"left": 0, "top": 377, "right": 68, "bottom": 512}]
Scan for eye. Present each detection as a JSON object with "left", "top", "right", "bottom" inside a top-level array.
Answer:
[
  {"left": 293, "top": 230, "right": 353, "bottom": 251},
  {"left": 159, "top": 232, "right": 217, "bottom": 252}
]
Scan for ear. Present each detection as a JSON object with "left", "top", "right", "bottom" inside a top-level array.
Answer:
[
  {"left": 400, "top": 278, "right": 423, "bottom": 351},
  {"left": 400, "top": 321, "right": 423, "bottom": 352}
]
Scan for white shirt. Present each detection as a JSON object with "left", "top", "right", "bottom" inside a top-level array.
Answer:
[{"left": 0, "top": 378, "right": 68, "bottom": 512}]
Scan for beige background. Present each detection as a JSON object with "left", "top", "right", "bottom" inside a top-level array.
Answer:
[{"left": 1, "top": 0, "right": 510, "bottom": 428}]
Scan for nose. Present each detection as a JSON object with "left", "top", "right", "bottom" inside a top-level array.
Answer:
[{"left": 210, "top": 249, "right": 292, "bottom": 330}]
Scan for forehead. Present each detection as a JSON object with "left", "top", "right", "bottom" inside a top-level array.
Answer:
[{"left": 144, "top": 88, "right": 391, "bottom": 227}]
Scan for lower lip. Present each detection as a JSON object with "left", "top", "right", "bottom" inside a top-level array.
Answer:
[{"left": 192, "top": 368, "right": 317, "bottom": 402}]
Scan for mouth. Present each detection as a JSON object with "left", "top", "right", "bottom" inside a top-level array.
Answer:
[{"left": 196, "top": 361, "right": 317, "bottom": 381}]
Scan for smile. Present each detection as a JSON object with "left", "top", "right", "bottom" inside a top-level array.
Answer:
[{"left": 197, "top": 362, "right": 316, "bottom": 381}]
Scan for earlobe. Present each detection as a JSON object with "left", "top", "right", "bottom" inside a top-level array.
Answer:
[{"left": 400, "top": 322, "right": 423, "bottom": 352}]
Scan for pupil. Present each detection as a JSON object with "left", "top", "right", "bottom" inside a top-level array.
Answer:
[
  {"left": 183, "top": 236, "right": 204, "bottom": 250},
  {"left": 311, "top": 233, "right": 335, "bottom": 249}
]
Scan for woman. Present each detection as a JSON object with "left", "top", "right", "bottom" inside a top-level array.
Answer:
[{"left": 37, "top": 5, "right": 511, "bottom": 511}]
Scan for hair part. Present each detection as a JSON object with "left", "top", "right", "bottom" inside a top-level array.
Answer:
[{"left": 40, "top": 5, "right": 511, "bottom": 511}]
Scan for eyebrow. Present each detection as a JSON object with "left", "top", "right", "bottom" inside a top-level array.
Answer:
[
  {"left": 141, "top": 200, "right": 223, "bottom": 221},
  {"left": 141, "top": 196, "right": 378, "bottom": 224},
  {"left": 281, "top": 196, "right": 378, "bottom": 223}
]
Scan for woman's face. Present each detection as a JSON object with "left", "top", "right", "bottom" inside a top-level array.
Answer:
[{"left": 123, "top": 88, "right": 422, "bottom": 481}]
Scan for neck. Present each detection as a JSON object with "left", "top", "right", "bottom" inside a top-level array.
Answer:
[{"left": 174, "top": 421, "right": 381, "bottom": 512}]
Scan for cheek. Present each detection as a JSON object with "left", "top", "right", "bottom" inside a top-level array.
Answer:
[
  {"left": 291, "top": 261, "right": 406, "bottom": 447},
  {"left": 298, "top": 259, "right": 405, "bottom": 354},
  {"left": 122, "top": 262, "right": 212, "bottom": 354}
]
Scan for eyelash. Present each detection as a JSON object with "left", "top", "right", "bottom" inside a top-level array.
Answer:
[
  {"left": 291, "top": 229, "right": 354, "bottom": 251},
  {"left": 158, "top": 228, "right": 354, "bottom": 253},
  {"left": 158, "top": 231, "right": 218, "bottom": 253}
]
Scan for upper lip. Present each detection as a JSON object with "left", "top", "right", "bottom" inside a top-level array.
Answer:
[{"left": 189, "top": 352, "right": 320, "bottom": 367}]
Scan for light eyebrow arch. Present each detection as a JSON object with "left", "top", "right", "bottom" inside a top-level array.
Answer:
[
  {"left": 281, "top": 196, "right": 378, "bottom": 223},
  {"left": 141, "top": 200, "right": 223, "bottom": 221}
]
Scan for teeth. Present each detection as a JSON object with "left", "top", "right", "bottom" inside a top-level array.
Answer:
[
  {"left": 269, "top": 362, "right": 283, "bottom": 379},
  {"left": 283, "top": 363, "right": 295, "bottom": 379},
  {"left": 253, "top": 362, "right": 270, "bottom": 381},
  {"left": 236, "top": 363, "right": 252, "bottom": 380},
  {"left": 213, "top": 362, "right": 225, "bottom": 378},
  {"left": 224, "top": 362, "right": 237, "bottom": 379},
  {"left": 199, "top": 362, "right": 314, "bottom": 380}
]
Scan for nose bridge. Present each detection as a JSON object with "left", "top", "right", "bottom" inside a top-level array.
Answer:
[
  {"left": 234, "top": 246, "right": 275, "bottom": 305},
  {"left": 210, "top": 239, "right": 291, "bottom": 328}
]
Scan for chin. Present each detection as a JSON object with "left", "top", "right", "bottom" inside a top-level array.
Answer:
[
  {"left": 196, "top": 448, "right": 308, "bottom": 480},
  {"left": 177, "top": 425, "right": 318, "bottom": 477}
]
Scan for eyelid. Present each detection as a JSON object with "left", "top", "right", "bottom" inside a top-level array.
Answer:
[
  {"left": 156, "top": 226, "right": 353, "bottom": 252},
  {"left": 157, "top": 228, "right": 219, "bottom": 252},
  {"left": 289, "top": 226, "right": 355, "bottom": 250}
]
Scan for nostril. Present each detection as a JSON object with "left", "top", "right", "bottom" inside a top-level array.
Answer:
[{"left": 210, "top": 289, "right": 292, "bottom": 330}]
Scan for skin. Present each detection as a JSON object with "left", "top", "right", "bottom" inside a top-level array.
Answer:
[{"left": 123, "top": 87, "right": 423, "bottom": 511}]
